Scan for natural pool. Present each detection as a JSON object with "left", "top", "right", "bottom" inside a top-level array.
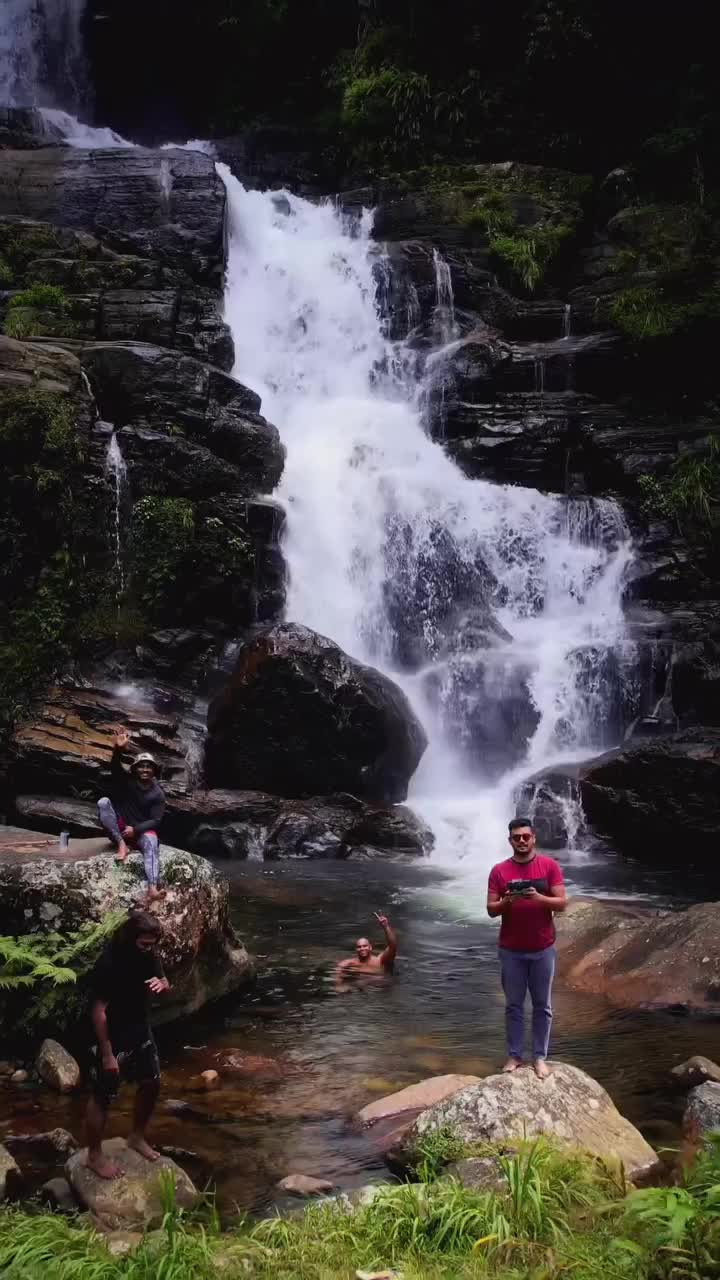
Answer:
[{"left": 4, "top": 848, "right": 720, "bottom": 1214}]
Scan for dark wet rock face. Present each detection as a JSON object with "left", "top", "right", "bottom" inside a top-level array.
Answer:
[
  {"left": 206, "top": 624, "right": 428, "bottom": 803},
  {"left": 579, "top": 730, "right": 720, "bottom": 859}
]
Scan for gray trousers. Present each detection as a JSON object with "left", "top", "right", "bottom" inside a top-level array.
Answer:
[
  {"left": 97, "top": 797, "right": 160, "bottom": 887},
  {"left": 499, "top": 945, "right": 556, "bottom": 1061}
]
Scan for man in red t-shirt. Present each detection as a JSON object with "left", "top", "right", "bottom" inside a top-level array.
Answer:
[{"left": 487, "top": 818, "right": 567, "bottom": 1079}]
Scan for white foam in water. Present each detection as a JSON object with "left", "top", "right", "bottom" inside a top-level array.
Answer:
[
  {"left": 42, "top": 107, "right": 133, "bottom": 148},
  {"left": 217, "top": 170, "right": 637, "bottom": 906}
]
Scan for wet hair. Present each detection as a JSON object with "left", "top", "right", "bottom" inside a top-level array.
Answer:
[
  {"left": 115, "top": 909, "right": 161, "bottom": 947},
  {"left": 508, "top": 817, "right": 534, "bottom": 833}
]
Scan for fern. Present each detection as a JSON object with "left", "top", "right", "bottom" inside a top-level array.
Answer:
[{"left": 0, "top": 912, "right": 126, "bottom": 1033}]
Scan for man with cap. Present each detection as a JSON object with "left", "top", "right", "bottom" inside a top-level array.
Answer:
[{"left": 97, "top": 728, "right": 166, "bottom": 902}]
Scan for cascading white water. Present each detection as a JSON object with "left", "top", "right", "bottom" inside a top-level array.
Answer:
[
  {"left": 105, "top": 432, "right": 127, "bottom": 607},
  {"left": 0, "top": 0, "right": 86, "bottom": 109},
  {"left": 219, "top": 168, "right": 636, "bottom": 883}
]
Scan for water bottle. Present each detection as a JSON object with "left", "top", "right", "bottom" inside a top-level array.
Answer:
[{"left": 59, "top": 831, "right": 70, "bottom": 850}]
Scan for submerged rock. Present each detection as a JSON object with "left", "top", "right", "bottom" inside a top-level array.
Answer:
[
  {"left": 65, "top": 1137, "right": 198, "bottom": 1229},
  {"left": 4, "top": 1128, "right": 79, "bottom": 1163},
  {"left": 0, "top": 829, "right": 252, "bottom": 1030},
  {"left": 277, "top": 1173, "right": 334, "bottom": 1197},
  {"left": 390, "top": 1063, "right": 658, "bottom": 1183},
  {"left": 671, "top": 1056, "right": 720, "bottom": 1090},
  {"left": 556, "top": 898, "right": 720, "bottom": 1013},
  {"left": 206, "top": 623, "right": 428, "bottom": 803}
]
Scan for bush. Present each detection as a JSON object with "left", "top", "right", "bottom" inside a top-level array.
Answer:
[
  {"left": 3, "top": 282, "right": 77, "bottom": 339},
  {"left": 638, "top": 436, "right": 720, "bottom": 539}
]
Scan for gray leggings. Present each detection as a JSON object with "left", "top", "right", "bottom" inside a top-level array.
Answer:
[{"left": 97, "top": 797, "right": 160, "bottom": 888}]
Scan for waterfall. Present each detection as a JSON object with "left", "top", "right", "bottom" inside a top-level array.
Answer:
[
  {"left": 218, "top": 170, "right": 637, "bottom": 877},
  {"left": 105, "top": 432, "right": 127, "bottom": 611},
  {"left": 0, "top": 0, "right": 87, "bottom": 110},
  {"left": 432, "top": 248, "right": 459, "bottom": 346},
  {"left": 562, "top": 303, "right": 572, "bottom": 340}
]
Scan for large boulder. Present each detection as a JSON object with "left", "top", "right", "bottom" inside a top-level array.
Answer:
[
  {"left": 390, "top": 1063, "right": 658, "bottom": 1183},
  {"left": 0, "top": 828, "right": 252, "bottom": 1030},
  {"left": 580, "top": 729, "right": 720, "bottom": 859},
  {"left": 205, "top": 624, "right": 428, "bottom": 803},
  {"left": 66, "top": 1137, "right": 198, "bottom": 1229},
  {"left": 556, "top": 898, "right": 720, "bottom": 1013}
]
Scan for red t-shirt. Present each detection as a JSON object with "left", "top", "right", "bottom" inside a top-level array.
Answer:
[{"left": 487, "top": 854, "right": 564, "bottom": 952}]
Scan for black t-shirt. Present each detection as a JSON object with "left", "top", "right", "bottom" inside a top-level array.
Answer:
[{"left": 90, "top": 943, "right": 165, "bottom": 1044}]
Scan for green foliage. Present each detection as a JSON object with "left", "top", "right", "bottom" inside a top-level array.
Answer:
[
  {"left": 638, "top": 436, "right": 720, "bottom": 538},
  {"left": 619, "top": 1140, "right": 720, "bottom": 1278},
  {"left": 127, "top": 497, "right": 252, "bottom": 623},
  {"left": 3, "top": 282, "right": 77, "bottom": 339},
  {"left": 0, "top": 388, "right": 109, "bottom": 727},
  {"left": 455, "top": 167, "right": 587, "bottom": 290},
  {"left": 5, "top": 1136, "right": 717, "bottom": 1279},
  {"left": 130, "top": 496, "right": 196, "bottom": 610},
  {"left": 342, "top": 67, "right": 434, "bottom": 161},
  {"left": 413, "top": 1126, "right": 468, "bottom": 1181},
  {"left": 0, "top": 253, "right": 12, "bottom": 285},
  {"left": 611, "top": 286, "right": 686, "bottom": 340},
  {"left": 0, "top": 912, "right": 125, "bottom": 1037}
]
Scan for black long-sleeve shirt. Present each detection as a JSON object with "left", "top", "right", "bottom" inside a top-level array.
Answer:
[{"left": 110, "top": 749, "right": 166, "bottom": 835}]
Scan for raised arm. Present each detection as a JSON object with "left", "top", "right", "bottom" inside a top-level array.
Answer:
[{"left": 375, "top": 913, "right": 398, "bottom": 969}]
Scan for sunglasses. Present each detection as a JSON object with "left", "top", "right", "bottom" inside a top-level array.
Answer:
[{"left": 510, "top": 833, "right": 533, "bottom": 842}]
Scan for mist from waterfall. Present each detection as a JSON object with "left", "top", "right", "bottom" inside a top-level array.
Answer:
[{"left": 0, "top": 0, "right": 87, "bottom": 110}]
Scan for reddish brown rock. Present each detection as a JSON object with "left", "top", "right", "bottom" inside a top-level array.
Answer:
[{"left": 556, "top": 898, "right": 720, "bottom": 1012}]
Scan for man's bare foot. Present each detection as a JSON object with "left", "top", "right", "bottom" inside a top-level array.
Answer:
[
  {"left": 115, "top": 840, "right": 129, "bottom": 863},
  {"left": 143, "top": 886, "right": 165, "bottom": 906},
  {"left": 85, "top": 1151, "right": 122, "bottom": 1179},
  {"left": 127, "top": 1133, "right": 160, "bottom": 1162},
  {"left": 502, "top": 1057, "right": 523, "bottom": 1073},
  {"left": 533, "top": 1059, "right": 551, "bottom": 1079}
]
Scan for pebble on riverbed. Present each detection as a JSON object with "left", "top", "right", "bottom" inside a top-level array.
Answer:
[
  {"left": 10, "top": 1070, "right": 28, "bottom": 1085},
  {"left": 199, "top": 1070, "right": 220, "bottom": 1089}
]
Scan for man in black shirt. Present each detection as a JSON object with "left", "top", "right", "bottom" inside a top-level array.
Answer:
[
  {"left": 85, "top": 910, "right": 170, "bottom": 1179},
  {"left": 98, "top": 727, "right": 166, "bottom": 903}
]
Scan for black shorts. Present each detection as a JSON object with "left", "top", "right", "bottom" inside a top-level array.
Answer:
[{"left": 89, "top": 1029, "right": 160, "bottom": 1104}]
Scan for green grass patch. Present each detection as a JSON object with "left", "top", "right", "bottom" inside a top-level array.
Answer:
[
  {"left": 6, "top": 1136, "right": 715, "bottom": 1280},
  {"left": 3, "top": 282, "right": 77, "bottom": 339}
]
